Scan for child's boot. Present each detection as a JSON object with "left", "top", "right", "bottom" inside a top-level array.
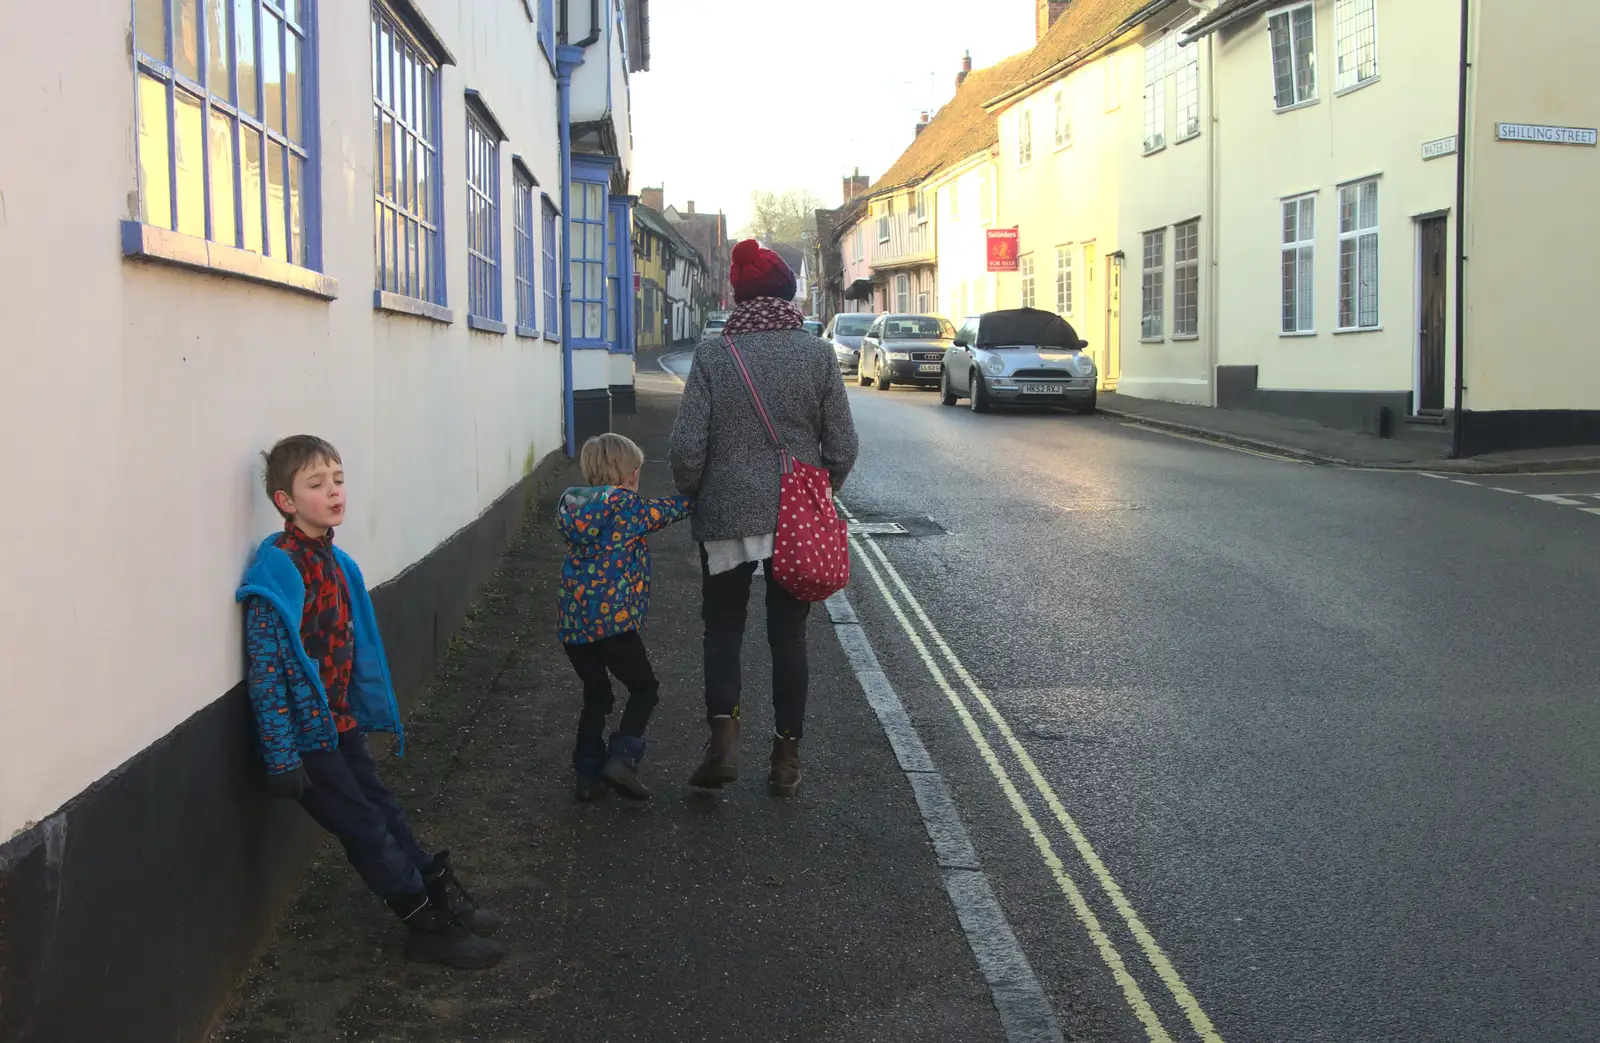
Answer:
[
  {"left": 573, "top": 737, "right": 606, "bottom": 802},
  {"left": 600, "top": 734, "right": 651, "bottom": 800},
  {"left": 389, "top": 893, "right": 505, "bottom": 970},
  {"left": 422, "top": 850, "right": 503, "bottom": 937}
]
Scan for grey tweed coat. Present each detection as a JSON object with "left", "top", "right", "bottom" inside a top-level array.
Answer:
[{"left": 668, "top": 328, "right": 859, "bottom": 542}]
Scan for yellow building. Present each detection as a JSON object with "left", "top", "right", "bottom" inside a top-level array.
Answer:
[{"left": 632, "top": 203, "right": 674, "bottom": 350}]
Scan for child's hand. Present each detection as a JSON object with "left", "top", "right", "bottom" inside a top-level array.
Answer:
[{"left": 266, "top": 765, "right": 311, "bottom": 800}]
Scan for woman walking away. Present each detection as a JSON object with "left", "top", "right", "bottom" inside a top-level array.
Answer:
[{"left": 669, "top": 240, "right": 859, "bottom": 797}]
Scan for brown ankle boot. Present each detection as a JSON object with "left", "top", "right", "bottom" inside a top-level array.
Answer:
[
  {"left": 769, "top": 736, "right": 802, "bottom": 798},
  {"left": 688, "top": 716, "right": 740, "bottom": 788}
]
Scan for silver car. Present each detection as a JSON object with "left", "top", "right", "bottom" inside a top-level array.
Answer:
[
  {"left": 940, "top": 309, "right": 1097, "bottom": 414},
  {"left": 824, "top": 313, "right": 875, "bottom": 373},
  {"left": 701, "top": 312, "right": 730, "bottom": 339}
]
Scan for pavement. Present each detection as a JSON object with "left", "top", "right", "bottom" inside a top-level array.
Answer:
[
  {"left": 210, "top": 368, "right": 1010, "bottom": 1042},
  {"left": 1097, "top": 391, "right": 1600, "bottom": 473}
]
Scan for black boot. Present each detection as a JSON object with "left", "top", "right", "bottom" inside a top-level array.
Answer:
[
  {"left": 389, "top": 892, "right": 505, "bottom": 969},
  {"left": 422, "top": 851, "right": 504, "bottom": 937},
  {"left": 601, "top": 734, "right": 651, "bottom": 800},
  {"left": 688, "top": 715, "right": 741, "bottom": 789},
  {"left": 574, "top": 738, "right": 606, "bottom": 802}
]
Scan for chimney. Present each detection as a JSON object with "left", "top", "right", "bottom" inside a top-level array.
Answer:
[
  {"left": 640, "top": 186, "right": 664, "bottom": 211},
  {"left": 1036, "top": 0, "right": 1069, "bottom": 41},
  {"left": 687, "top": 201, "right": 696, "bottom": 214},
  {"left": 914, "top": 111, "right": 931, "bottom": 137},
  {"left": 842, "top": 167, "right": 871, "bottom": 203},
  {"left": 956, "top": 50, "right": 972, "bottom": 88}
]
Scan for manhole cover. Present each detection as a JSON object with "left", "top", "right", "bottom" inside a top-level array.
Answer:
[
  {"left": 1052, "top": 500, "right": 1145, "bottom": 512},
  {"left": 850, "top": 521, "right": 910, "bottom": 536},
  {"left": 845, "top": 515, "right": 949, "bottom": 537}
]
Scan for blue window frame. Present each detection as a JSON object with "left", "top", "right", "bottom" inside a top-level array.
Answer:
[
  {"left": 513, "top": 167, "right": 536, "bottom": 333},
  {"left": 133, "top": 0, "right": 320, "bottom": 267},
  {"left": 372, "top": 2, "right": 444, "bottom": 305},
  {"left": 570, "top": 181, "right": 607, "bottom": 343},
  {"left": 538, "top": 0, "right": 556, "bottom": 67},
  {"left": 541, "top": 195, "right": 559, "bottom": 338},
  {"left": 605, "top": 206, "right": 621, "bottom": 346},
  {"left": 464, "top": 102, "right": 501, "bottom": 325}
]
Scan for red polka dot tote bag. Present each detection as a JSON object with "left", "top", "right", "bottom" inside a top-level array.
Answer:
[{"left": 724, "top": 335, "right": 850, "bottom": 602}]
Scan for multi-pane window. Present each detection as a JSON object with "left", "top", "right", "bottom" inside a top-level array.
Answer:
[
  {"left": 894, "top": 274, "right": 910, "bottom": 312},
  {"left": 1020, "top": 255, "right": 1036, "bottom": 309},
  {"left": 1141, "top": 230, "right": 1165, "bottom": 338},
  {"left": 465, "top": 104, "right": 502, "bottom": 323},
  {"left": 854, "top": 226, "right": 864, "bottom": 260},
  {"left": 1143, "top": 35, "right": 1171, "bottom": 153},
  {"left": 917, "top": 285, "right": 931, "bottom": 313},
  {"left": 1018, "top": 111, "right": 1034, "bottom": 165},
  {"left": 1269, "top": 3, "right": 1318, "bottom": 109},
  {"left": 541, "top": 195, "right": 559, "bottom": 337},
  {"left": 1174, "top": 220, "right": 1199, "bottom": 337},
  {"left": 1335, "top": 0, "right": 1378, "bottom": 91},
  {"left": 513, "top": 169, "right": 536, "bottom": 331},
  {"left": 374, "top": 4, "right": 444, "bottom": 303},
  {"left": 1175, "top": 37, "right": 1200, "bottom": 140},
  {"left": 877, "top": 212, "right": 891, "bottom": 243},
  {"left": 606, "top": 207, "right": 621, "bottom": 346},
  {"left": 915, "top": 190, "right": 929, "bottom": 225},
  {"left": 1281, "top": 195, "right": 1315, "bottom": 333},
  {"left": 571, "top": 181, "right": 607, "bottom": 340},
  {"left": 133, "top": 0, "right": 317, "bottom": 266},
  {"left": 1054, "top": 89, "right": 1073, "bottom": 149},
  {"left": 1338, "top": 179, "right": 1380, "bottom": 329},
  {"left": 1055, "top": 245, "right": 1074, "bottom": 315}
]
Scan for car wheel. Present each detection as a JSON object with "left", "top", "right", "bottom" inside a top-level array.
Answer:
[
  {"left": 939, "top": 367, "right": 958, "bottom": 406},
  {"left": 1074, "top": 392, "right": 1098, "bottom": 416},
  {"left": 970, "top": 371, "right": 991, "bottom": 414},
  {"left": 876, "top": 364, "right": 892, "bottom": 391},
  {"left": 857, "top": 357, "right": 871, "bottom": 387}
]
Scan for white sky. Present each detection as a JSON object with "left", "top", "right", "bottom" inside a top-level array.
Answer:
[{"left": 630, "top": 0, "right": 1035, "bottom": 234}]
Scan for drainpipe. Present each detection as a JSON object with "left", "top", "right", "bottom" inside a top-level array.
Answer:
[
  {"left": 1450, "top": 0, "right": 1470, "bottom": 457},
  {"left": 556, "top": 0, "right": 604, "bottom": 456},
  {"left": 1189, "top": 0, "right": 1219, "bottom": 407}
]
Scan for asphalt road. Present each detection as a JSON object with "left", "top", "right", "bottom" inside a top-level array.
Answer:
[{"left": 806, "top": 374, "right": 1600, "bottom": 1043}]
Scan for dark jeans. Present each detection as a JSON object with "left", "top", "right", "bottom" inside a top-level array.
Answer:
[
  {"left": 299, "top": 729, "right": 429, "bottom": 903},
  {"left": 701, "top": 550, "right": 812, "bottom": 738},
  {"left": 564, "top": 631, "right": 660, "bottom": 767}
]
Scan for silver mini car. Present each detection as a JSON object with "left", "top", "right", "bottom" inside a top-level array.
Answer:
[{"left": 940, "top": 309, "right": 1097, "bottom": 414}]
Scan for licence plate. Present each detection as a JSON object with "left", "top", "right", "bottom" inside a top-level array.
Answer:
[
  {"left": 918, "top": 363, "right": 941, "bottom": 373},
  {"left": 1023, "top": 383, "right": 1064, "bottom": 394}
]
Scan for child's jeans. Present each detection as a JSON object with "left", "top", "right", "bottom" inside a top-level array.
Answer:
[
  {"left": 564, "top": 631, "right": 660, "bottom": 767},
  {"left": 299, "top": 729, "right": 430, "bottom": 903}
]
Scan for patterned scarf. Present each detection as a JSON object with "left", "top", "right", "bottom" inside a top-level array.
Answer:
[{"left": 721, "top": 297, "right": 806, "bottom": 336}]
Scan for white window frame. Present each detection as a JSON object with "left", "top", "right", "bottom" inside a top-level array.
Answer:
[
  {"left": 1175, "top": 36, "right": 1201, "bottom": 142},
  {"left": 1143, "top": 38, "right": 1168, "bottom": 154},
  {"left": 1268, "top": 2, "right": 1319, "bottom": 110},
  {"left": 1055, "top": 245, "right": 1073, "bottom": 315},
  {"left": 894, "top": 273, "right": 911, "bottom": 312},
  {"left": 917, "top": 286, "right": 931, "bottom": 313},
  {"left": 877, "top": 213, "right": 891, "bottom": 244},
  {"left": 1020, "top": 254, "right": 1036, "bottom": 309},
  {"left": 1281, "top": 194, "right": 1316, "bottom": 334},
  {"left": 1337, "top": 178, "right": 1380, "bottom": 330},
  {"left": 1054, "top": 88, "right": 1073, "bottom": 150},
  {"left": 1334, "top": 0, "right": 1379, "bottom": 93},
  {"left": 1141, "top": 229, "right": 1165, "bottom": 338},
  {"left": 915, "top": 189, "right": 929, "bottom": 225},
  {"left": 1018, "top": 110, "right": 1034, "bottom": 166},
  {"left": 853, "top": 226, "right": 863, "bottom": 261},
  {"left": 1173, "top": 219, "right": 1199, "bottom": 337}
]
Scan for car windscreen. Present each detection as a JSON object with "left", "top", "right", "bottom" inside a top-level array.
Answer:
[
  {"left": 706, "top": 319, "right": 725, "bottom": 328},
  {"left": 884, "top": 317, "right": 954, "bottom": 340},
  {"left": 833, "top": 317, "right": 873, "bottom": 335}
]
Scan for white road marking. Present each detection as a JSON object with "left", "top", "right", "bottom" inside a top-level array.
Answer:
[
  {"left": 841, "top": 503, "right": 1225, "bottom": 1043},
  {"left": 1119, "top": 423, "right": 1306, "bottom": 463},
  {"left": 1527, "top": 493, "right": 1592, "bottom": 506},
  {"left": 1451, "top": 479, "right": 1482, "bottom": 486},
  {"left": 1490, "top": 488, "right": 1523, "bottom": 494},
  {"left": 1419, "top": 477, "right": 1600, "bottom": 520},
  {"left": 825, "top": 593, "right": 1066, "bottom": 1043}
]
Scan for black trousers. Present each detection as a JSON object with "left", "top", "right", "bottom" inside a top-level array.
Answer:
[
  {"left": 701, "top": 551, "right": 812, "bottom": 738},
  {"left": 299, "top": 729, "right": 429, "bottom": 903},
  {"left": 564, "top": 631, "right": 660, "bottom": 768}
]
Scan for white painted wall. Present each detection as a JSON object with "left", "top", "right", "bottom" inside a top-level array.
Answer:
[
  {"left": 0, "top": 0, "right": 564, "bottom": 839},
  {"left": 933, "top": 159, "right": 1001, "bottom": 321}
]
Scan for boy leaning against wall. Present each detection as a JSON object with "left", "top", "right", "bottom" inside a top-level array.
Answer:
[{"left": 235, "top": 435, "right": 504, "bottom": 969}]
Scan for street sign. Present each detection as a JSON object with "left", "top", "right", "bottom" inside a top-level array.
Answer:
[
  {"left": 1496, "top": 123, "right": 1598, "bottom": 146},
  {"left": 987, "top": 228, "right": 1019, "bottom": 272},
  {"left": 633, "top": 273, "right": 641, "bottom": 292},
  {"left": 1421, "top": 135, "right": 1458, "bottom": 161}
]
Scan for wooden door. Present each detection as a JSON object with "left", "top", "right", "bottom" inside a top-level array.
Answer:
[{"left": 1417, "top": 216, "right": 1448, "bottom": 413}]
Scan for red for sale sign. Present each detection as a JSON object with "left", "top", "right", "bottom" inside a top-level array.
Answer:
[{"left": 987, "top": 228, "right": 1019, "bottom": 272}]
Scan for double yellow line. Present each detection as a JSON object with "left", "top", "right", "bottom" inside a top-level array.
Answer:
[{"left": 843, "top": 508, "right": 1224, "bottom": 1043}]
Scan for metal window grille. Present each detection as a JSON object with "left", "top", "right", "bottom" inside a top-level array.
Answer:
[
  {"left": 1335, "top": 0, "right": 1378, "bottom": 91},
  {"left": 1019, "top": 111, "right": 1033, "bottom": 165},
  {"left": 372, "top": 2, "right": 444, "bottom": 302},
  {"left": 1054, "top": 89, "right": 1072, "bottom": 149},
  {"left": 465, "top": 107, "right": 501, "bottom": 322},
  {"left": 541, "top": 195, "right": 559, "bottom": 336},
  {"left": 1143, "top": 37, "right": 1168, "bottom": 152},
  {"left": 1141, "top": 230, "right": 1165, "bottom": 337},
  {"left": 1281, "top": 195, "right": 1315, "bottom": 332},
  {"left": 1174, "top": 220, "right": 1199, "bottom": 336},
  {"left": 1020, "top": 255, "right": 1036, "bottom": 309},
  {"left": 1269, "top": 4, "right": 1317, "bottom": 108},
  {"left": 570, "top": 182, "right": 607, "bottom": 340},
  {"left": 133, "top": 0, "right": 319, "bottom": 267},
  {"left": 1175, "top": 39, "right": 1201, "bottom": 140},
  {"left": 1338, "top": 180, "right": 1380, "bottom": 329},
  {"left": 513, "top": 171, "right": 536, "bottom": 329},
  {"left": 1055, "top": 246, "right": 1073, "bottom": 315}
]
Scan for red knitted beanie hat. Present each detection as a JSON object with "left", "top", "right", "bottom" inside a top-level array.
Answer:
[{"left": 729, "top": 239, "right": 798, "bottom": 304}]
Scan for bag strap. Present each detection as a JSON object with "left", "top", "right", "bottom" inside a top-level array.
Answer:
[{"left": 723, "top": 334, "right": 792, "bottom": 473}]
